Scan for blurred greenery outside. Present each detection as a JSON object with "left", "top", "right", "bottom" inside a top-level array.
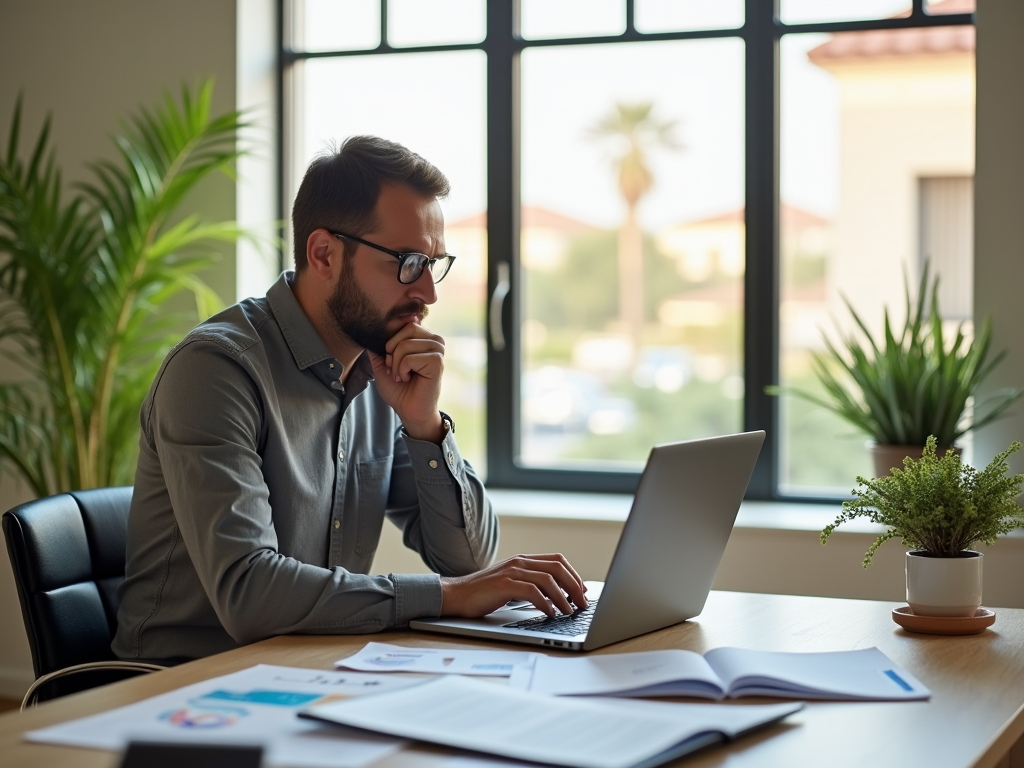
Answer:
[
  {"left": 429, "top": 214, "right": 869, "bottom": 494},
  {"left": 524, "top": 229, "right": 742, "bottom": 463}
]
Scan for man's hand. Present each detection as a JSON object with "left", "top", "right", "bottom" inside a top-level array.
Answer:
[
  {"left": 439, "top": 554, "right": 589, "bottom": 618},
  {"left": 368, "top": 323, "right": 446, "bottom": 442}
]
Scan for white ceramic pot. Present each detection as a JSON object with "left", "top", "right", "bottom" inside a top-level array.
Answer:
[{"left": 905, "top": 550, "right": 983, "bottom": 617}]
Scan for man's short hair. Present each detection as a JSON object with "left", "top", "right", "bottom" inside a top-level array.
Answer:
[{"left": 291, "top": 135, "right": 450, "bottom": 272}]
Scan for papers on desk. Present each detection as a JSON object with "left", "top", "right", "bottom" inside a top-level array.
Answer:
[
  {"left": 299, "top": 674, "right": 804, "bottom": 768},
  {"left": 336, "top": 642, "right": 538, "bottom": 677},
  {"left": 523, "top": 647, "right": 931, "bottom": 701},
  {"left": 26, "top": 664, "right": 417, "bottom": 768},
  {"left": 26, "top": 645, "right": 925, "bottom": 768}
]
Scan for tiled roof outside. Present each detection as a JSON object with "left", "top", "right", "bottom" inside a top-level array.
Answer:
[{"left": 808, "top": 0, "right": 974, "bottom": 63}]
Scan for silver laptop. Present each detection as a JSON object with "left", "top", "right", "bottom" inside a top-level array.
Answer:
[{"left": 411, "top": 430, "right": 765, "bottom": 651}]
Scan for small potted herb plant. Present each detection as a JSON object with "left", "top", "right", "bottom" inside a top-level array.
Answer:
[
  {"left": 769, "top": 266, "right": 1022, "bottom": 477},
  {"left": 821, "top": 436, "right": 1024, "bottom": 617}
]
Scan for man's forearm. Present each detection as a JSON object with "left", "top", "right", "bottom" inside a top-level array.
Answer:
[{"left": 391, "top": 431, "right": 499, "bottom": 575}]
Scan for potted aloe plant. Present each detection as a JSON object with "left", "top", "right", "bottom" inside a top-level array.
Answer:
[
  {"left": 821, "top": 436, "right": 1024, "bottom": 616},
  {"left": 771, "top": 266, "right": 1022, "bottom": 477}
]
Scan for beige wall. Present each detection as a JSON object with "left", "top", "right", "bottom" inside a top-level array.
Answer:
[
  {"left": 819, "top": 53, "right": 975, "bottom": 339},
  {"left": 974, "top": 0, "right": 1024, "bottom": 474},
  {"left": 372, "top": 509, "right": 1024, "bottom": 610},
  {"left": 0, "top": 0, "right": 239, "bottom": 698}
]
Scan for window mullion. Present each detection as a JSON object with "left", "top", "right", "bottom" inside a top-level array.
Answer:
[
  {"left": 484, "top": 0, "right": 520, "bottom": 486},
  {"left": 743, "top": 0, "right": 781, "bottom": 499}
]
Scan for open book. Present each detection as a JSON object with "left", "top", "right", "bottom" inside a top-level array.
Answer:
[
  {"left": 518, "top": 646, "right": 929, "bottom": 701},
  {"left": 300, "top": 674, "right": 802, "bottom": 768}
]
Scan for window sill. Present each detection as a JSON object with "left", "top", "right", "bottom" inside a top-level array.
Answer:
[{"left": 486, "top": 488, "right": 1024, "bottom": 538}]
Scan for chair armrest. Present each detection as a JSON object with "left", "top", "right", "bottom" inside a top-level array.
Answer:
[{"left": 22, "top": 660, "right": 166, "bottom": 710}]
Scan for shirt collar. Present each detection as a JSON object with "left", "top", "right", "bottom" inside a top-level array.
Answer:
[
  {"left": 267, "top": 271, "right": 335, "bottom": 371},
  {"left": 266, "top": 271, "right": 376, "bottom": 394}
]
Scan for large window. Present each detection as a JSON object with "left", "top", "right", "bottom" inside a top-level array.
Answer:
[{"left": 281, "top": 0, "right": 975, "bottom": 499}]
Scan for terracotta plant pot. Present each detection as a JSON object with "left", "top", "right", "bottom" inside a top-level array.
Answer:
[
  {"left": 905, "top": 550, "right": 983, "bottom": 617},
  {"left": 869, "top": 442, "right": 960, "bottom": 478}
]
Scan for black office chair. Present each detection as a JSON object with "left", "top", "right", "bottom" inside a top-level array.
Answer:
[{"left": 2, "top": 487, "right": 162, "bottom": 708}]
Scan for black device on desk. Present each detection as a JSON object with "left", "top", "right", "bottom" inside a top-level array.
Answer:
[{"left": 120, "top": 741, "right": 264, "bottom": 768}]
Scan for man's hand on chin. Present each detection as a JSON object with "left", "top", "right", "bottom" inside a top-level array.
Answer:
[{"left": 368, "top": 323, "right": 447, "bottom": 443}]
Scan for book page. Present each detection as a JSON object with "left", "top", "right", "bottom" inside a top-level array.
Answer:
[
  {"left": 703, "top": 647, "right": 931, "bottom": 700},
  {"left": 300, "top": 675, "right": 802, "bottom": 768},
  {"left": 527, "top": 650, "right": 725, "bottom": 698}
]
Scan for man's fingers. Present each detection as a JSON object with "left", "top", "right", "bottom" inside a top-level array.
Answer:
[
  {"left": 438, "top": 553, "right": 588, "bottom": 619},
  {"left": 519, "top": 553, "right": 586, "bottom": 594},
  {"left": 387, "top": 340, "right": 444, "bottom": 381},
  {"left": 389, "top": 347, "right": 444, "bottom": 382},
  {"left": 505, "top": 569, "right": 575, "bottom": 615},
  {"left": 502, "top": 557, "right": 587, "bottom": 612},
  {"left": 513, "top": 555, "right": 588, "bottom": 607},
  {"left": 385, "top": 325, "right": 444, "bottom": 357},
  {"left": 504, "top": 582, "right": 557, "bottom": 617}
]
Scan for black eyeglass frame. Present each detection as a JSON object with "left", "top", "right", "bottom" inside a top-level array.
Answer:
[{"left": 329, "top": 230, "right": 456, "bottom": 284}]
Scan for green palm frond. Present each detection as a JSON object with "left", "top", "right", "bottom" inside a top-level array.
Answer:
[
  {"left": 0, "top": 81, "right": 250, "bottom": 495},
  {"left": 767, "top": 264, "right": 1023, "bottom": 447}
]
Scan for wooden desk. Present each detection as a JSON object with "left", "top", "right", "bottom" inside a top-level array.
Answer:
[{"left": 2, "top": 591, "right": 1023, "bottom": 768}]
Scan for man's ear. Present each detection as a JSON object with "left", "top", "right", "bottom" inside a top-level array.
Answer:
[{"left": 305, "top": 229, "right": 339, "bottom": 282}]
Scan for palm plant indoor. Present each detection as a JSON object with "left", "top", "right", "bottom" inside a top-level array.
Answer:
[
  {"left": 0, "top": 81, "right": 250, "bottom": 496},
  {"left": 771, "top": 265, "right": 1022, "bottom": 476}
]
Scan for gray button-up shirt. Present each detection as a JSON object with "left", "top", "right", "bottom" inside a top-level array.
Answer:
[{"left": 113, "top": 272, "right": 497, "bottom": 661}]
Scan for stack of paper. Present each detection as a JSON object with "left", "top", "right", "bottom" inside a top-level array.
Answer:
[
  {"left": 26, "top": 664, "right": 418, "bottom": 768},
  {"left": 300, "top": 675, "right": 803, "bottom": 768},
  {"left": 26, "top": 644, "right": 928, "bottom": 768}
]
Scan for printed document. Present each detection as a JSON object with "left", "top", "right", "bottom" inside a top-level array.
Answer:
[
  {"left": 26, "top": 664, "right": 417, "bottom": 767},
  {"left": 300, "top": 674, "right": 803, "bottom": 768},
  {"left": 336, "top": 642, "right": 539, "bottom": 677},
  {"left": 526, "top": 646, "right": 930, "bottom": 700}
]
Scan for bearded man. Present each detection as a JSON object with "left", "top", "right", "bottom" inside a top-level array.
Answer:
[{"left": 114, "top": 136, "right": 586, "bottom": 661}]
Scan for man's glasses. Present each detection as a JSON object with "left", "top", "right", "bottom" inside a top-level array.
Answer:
[{"left": 329, "top": 231, "right": 456, "bottom": 285}]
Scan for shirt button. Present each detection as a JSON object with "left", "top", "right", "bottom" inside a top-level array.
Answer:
[
  {"left": 333, "top": 520, "right": 340, "bottom": 530},
  {"left": 338, "top": 450, "right": 344, "bottom": 461},
  {"left": 447, "top": 451, "right": 455, "bottom": 465},
  {"left": 330, "top": 380, "right": 344, "bottom": 390},
  {"left": 429, "top": 460, "right": 438, "bottom": 469}
]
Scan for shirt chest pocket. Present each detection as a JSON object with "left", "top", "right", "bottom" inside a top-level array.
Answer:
[{"left": 354, "top": 455, "right": 393, "bottom": 558}]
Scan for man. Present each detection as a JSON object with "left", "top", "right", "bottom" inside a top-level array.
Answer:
[{"left": 114, "top": 136, "right": 587, "bottom": 661}]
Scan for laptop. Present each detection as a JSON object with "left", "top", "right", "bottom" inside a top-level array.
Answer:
[{"left": 411, "top": 430, "right": 765, "bottom": 651}]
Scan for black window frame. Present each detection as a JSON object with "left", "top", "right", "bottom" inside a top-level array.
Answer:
[{"left": 278, "top": 0, "right": 975, "bottom": 501}]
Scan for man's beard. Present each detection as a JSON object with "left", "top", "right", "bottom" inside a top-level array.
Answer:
[{"left": 325, "top": 259, "right": 428, "bottom": 357}]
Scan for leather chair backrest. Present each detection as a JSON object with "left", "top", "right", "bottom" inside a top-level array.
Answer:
[{"left": 2, "top": 487, "right": 133, "bottom": 681}]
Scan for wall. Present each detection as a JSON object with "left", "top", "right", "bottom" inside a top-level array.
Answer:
[
  {"left": 820, "top": 51, "right": 975, "bottom": 339},
  {"left": 372, "top": 501, "right": 1024, "bottom": 610},
  {"left": 974, "top": 0, "right": 1024, "bottom": 473},
  {"left": 0, "top": 0, "right": 239, "bottom": 698}
]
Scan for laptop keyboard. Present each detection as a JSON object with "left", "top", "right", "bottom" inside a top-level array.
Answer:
[{"left": 504, "top": 600, "right": 599, "bottom": 636}]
